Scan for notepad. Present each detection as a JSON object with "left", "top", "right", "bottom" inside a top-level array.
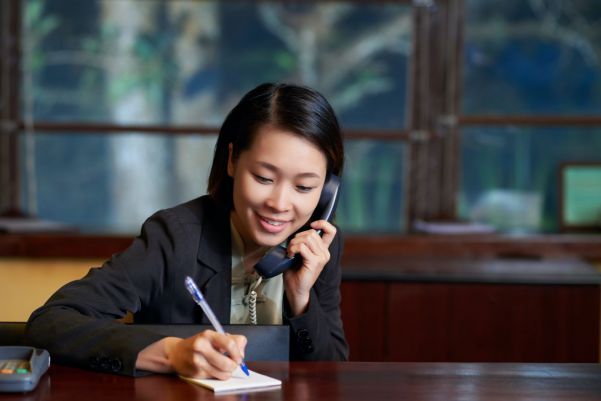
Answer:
[{"left": 180, "top": 367, "right": 282, "bottom": 394}]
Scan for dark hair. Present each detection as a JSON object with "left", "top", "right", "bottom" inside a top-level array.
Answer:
[{"left": 208, "top": 82, "right": 344, "bottom": 208}]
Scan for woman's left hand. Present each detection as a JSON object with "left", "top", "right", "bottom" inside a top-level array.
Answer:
[{"left": 283, "top": 219, "right": 336, "bottom": 316}]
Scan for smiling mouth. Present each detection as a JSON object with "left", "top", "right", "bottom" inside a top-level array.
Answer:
[
  {"left": 261, "top": 217, "right": 284, "bottom": 226},
  {"left": 260, "top": 216, "right": 287, "bottom": 226},
  {"left": 257, "top": 214, "right": 290, "bottom": 233}
]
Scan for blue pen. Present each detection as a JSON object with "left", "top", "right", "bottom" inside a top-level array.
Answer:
[{"left": 184, "top": 276, "right": 250, "bottom": 377}]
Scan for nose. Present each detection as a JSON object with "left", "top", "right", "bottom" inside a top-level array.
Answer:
[{"left": 266, "top": 184, "right": 291, "bottom": 212}]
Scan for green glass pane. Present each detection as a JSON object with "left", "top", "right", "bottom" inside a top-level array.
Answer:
[
  {"left": 459, "top": 127, "right": 601, "bottom": 233},
  {"left": 337, "top": 139, "right": 406, "bottom": 233},
  {"left": 23, "top": 0, "right": 411, "bottom": 129},
  {"left": 20, "top": 133, "right": 217, "bottom": 233},
  {"left": 20, "top": 135, "right": 406, "bottom": 234},
  {"left": 563, "top": 166, "right": 601, "bottom": 226},
  {"left": 464, "top": 0, "right": 601, "bottom": 115}
]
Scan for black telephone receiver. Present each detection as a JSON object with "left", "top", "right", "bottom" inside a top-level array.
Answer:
[{"left": 254, "top": 174, "right": 340, "bottom": 279}]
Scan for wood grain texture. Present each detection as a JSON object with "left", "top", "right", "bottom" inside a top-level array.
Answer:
[
  {"left": 3, "top": 362, "right": 601, "bottom": 401},
  {"left": 341, "top": 281, "right": 600, "bottom": 363}
]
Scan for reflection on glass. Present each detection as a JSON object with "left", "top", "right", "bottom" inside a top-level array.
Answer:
[
  {"left": 23, "top": 0, "right": 411, "bottom": 129},
  {"left": 464, "top": 0, "right": 601, "bottom": 115},
  {"left": 19, "top": 135, "right": 406, "bottom": 234},
  {"left": 459, "top": 127, "right": 601, "bottom": 232},
  {"left": 20, "top": 133, "right": 217, "bottom": 233},
  {"left": 19, "top": 0, "right": 410, "bottom": 234},
  {"left": 338, "top": 140, "right": 406, "bottom": 233}
]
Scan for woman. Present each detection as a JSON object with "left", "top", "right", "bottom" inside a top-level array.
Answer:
[{"left": 26, "top": 83, "right": 348, "bottom": 379}]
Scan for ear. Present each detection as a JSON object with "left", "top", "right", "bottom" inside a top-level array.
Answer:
[{"left": 227, "top": 143, "right": 235, "bottom": 178}]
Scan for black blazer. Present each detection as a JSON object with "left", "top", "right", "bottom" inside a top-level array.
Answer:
[{"left": 25, "top": 196, "right": 348, "bottom": 375}]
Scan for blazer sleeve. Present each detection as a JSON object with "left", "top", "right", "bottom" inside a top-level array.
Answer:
[
  {"left": 25, "top": 208, "right": 190, "bottom": 376},
  {"left": 284, "top": 230, "right": 349, "bottom": 361}
]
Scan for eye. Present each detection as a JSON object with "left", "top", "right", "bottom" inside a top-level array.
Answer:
[
  {"left": 296, "top": 185, "right": 315, "bottom": 193},
  {"left": 253, "top": 174, "right": 273, "bottom": 184}
]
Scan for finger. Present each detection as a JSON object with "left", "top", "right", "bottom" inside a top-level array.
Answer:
[
  {"left": 291, "top": 222, "right": 334, "bottom": 249},
  {"left": 301, "top": 231, "right": 326, "bottom": 258},
  {"left": 310, "top": 220, "right": 337, "bottom": 246},
  {"left": 194, "top": 331, "right": 243, "bottom": 362},
  {"left": 230, "top": 334, "right": 248, "bottom": 358},
  {"left": 305, "top": 229, "right": 331, "bottom": 259},
  {"left": 288, "top": 227, "right": 320, "bottom": 249},
  {"left": 192, "top": 335, "right": 239, "bottom": 372},
  {"left": 193, "top": 354, "right": 234, "bottom": 381},
  {"left": 288, "top": 229, "right": 313, "bottom": 243},
  {"left": 296, "top": 243, "right": 322, "bottom": 272},
  {"left": 215, "top": 333, "right": 245, "bottom": 364},
  {"left": 198, "top": 341, "right": 239, "bottom": 375},
  {"left": 181, "top": 343, "right": 229, "bottom": 380},
  {"left": 286, "top": 237, "right": 302, "bottom": 257},
  {"left": 288, "top": 230, "right": 326, "bottom": 260},
  {"left": 217, "top": 334, "right": 246, "bottom": 365}
]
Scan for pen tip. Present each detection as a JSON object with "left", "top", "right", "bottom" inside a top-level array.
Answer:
[{"left": 241, "top": 363, "right": 250, "bottom": 376}]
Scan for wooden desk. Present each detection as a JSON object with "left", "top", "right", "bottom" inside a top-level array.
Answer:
[{"left": 2, "top": 362, "right": 601, "bottom": 400}]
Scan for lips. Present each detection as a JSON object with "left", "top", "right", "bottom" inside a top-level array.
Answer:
[{"left": 256, "top": 213, "right": 290, "bottom": 234}]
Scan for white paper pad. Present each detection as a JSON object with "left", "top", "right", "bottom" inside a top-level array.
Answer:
[{"left": 180, "top": 368, "right": 282, "bottom": 394}]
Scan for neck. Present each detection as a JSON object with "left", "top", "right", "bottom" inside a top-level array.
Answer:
[{"left": 230, "top": 213, "right": 268, "bottom": 273}]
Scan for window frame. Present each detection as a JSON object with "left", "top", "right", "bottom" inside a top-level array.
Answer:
[{"left": 2, "top": 0, "right": 601, "bottom": 260}]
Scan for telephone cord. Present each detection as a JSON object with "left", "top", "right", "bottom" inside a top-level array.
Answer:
[{"left": 247, "top": 276, "right": 263, "bottom": 325}]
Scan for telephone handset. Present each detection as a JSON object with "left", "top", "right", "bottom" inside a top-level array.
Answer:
[{"left": 254, "top": 174, "right": 340, "bottom": 279}]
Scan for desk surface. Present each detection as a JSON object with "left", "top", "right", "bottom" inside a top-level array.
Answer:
[{"left": 3, "top": 362, "right": 601, "bottom": 400}]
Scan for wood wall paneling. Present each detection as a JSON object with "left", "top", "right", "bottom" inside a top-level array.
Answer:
[
  {"left": 342, "top": 281, "right": 600, "bottom": 363},
  {"left": 340, "top": 282, "right": 387, "bottom": 361}
]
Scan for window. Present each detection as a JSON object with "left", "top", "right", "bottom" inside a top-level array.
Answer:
[
  {"left": 3, "top": 0, "right": 412, "bottom": 233},
  {"left": 3, "top": 0, "right": 600, "bottom": 238},
  {"left": 460, "top": 0, "right": 601, "bottom": 233}
]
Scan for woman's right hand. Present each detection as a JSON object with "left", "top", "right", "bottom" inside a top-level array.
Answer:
[
  {"left": 137, "top": 330, "right": 247, "bottom": 380},
  {"left": 167, "top": 330, "right": 247, "bottom": 380}
]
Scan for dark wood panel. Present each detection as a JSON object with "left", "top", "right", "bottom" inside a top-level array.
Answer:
[
  {"left": 0, "top": 234, "right": 132, "bottom": 258},
  {"left": 340, "top": 282, "right": 387, "bottom": 361},
  {"left": 342, "top": 280, "right": 600, "bottom": 362},
  {"left": 2, "top": 233, "right": 601, "bottom": 259},
  {"left": 385, "top": 282, "right": 453, "bottom": 361},
  {"left": 445, "top": 284, "right": 600, "bottom": 362},
  {"left": 382, "top": 282, "right": 600, "bottom": 363}
]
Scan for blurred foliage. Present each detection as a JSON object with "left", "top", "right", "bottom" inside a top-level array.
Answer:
[
  {"left": 21, "top": 0, "right": 409, "bottom": 233},
  {"left": 461, "top": 0, "right": 601, "bottom": 233},
  {"left": 23, "top": 0, "right": 59, "bottom": 72},
  {"left": 22, "top": 0, "right": 600, "bottom": 233}
]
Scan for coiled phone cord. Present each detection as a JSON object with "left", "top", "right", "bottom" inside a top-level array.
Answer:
[{"left": 246, "top": 276, "right": 263, "bottom": 325}]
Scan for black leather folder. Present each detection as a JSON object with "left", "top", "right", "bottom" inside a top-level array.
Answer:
[{"left": 133, "top": 324, "right": 289, "bottom": 361}]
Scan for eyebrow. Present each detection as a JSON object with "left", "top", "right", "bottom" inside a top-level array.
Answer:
[{"left": 256, "top": 161, "right": 322, "bottom": 179}]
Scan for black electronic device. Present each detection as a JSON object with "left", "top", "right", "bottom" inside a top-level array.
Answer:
[
  {"left": 0, "top": 346, "right": 50, "bottom": 393},
  {"left": 254, "top": 174, "right": 340, "bottom": 279}
]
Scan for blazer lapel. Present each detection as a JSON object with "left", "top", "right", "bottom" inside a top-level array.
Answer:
[{"left": 195, "top": 203, "right": 232, "bottom": 324}]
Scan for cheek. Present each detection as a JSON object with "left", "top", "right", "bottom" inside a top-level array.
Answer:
[
  {"left": 236, "top": 175, "right": 265, "bottom": 209},
  {"left": 297, "top": 193, "right": 322, "bottom": 221}
]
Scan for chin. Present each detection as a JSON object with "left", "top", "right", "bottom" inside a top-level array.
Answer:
[
  {"left": 255, "top": 234, "right": 287, "bottom": 248},
  {"left": 252, "top": 227, "right": 293, "bottom": 247}
]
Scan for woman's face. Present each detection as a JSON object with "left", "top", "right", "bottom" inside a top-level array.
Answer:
[{"left": 228, "top": 124, "right": 328, "bottom": 252}]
